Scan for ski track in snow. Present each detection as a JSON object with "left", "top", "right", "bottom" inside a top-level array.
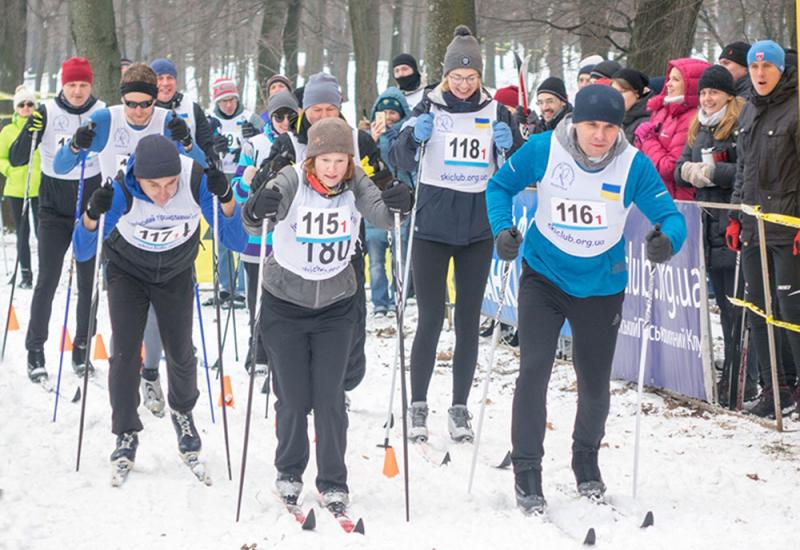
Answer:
[{"left": 1, "top": 249, "right": 799, "bottom": 550}]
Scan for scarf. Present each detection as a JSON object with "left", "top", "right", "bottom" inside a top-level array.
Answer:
[{"left": 697, "top": 104, "right": 727, "bottom": 128}]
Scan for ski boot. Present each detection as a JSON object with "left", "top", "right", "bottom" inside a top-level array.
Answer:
[
  {"left": 276, "top": 472, "right": 303, "bottom": 505},
  {"left": 110, "top": 431, "right": 138, "bottom": 486},
  {"left": 747, "top": 386, "right": 795, "bottom": 418},
  {"left": 170, "top": 410, "right": 202, "bottom": 455},
  {"left": 447, "top": 404, "right": 474, "bottom": 442},
  {"left": 140, "top": 371, "right": 165, "bottom": 417},
  {"left": 407, "top": 401, "right": 429, "bottom": 442},
  {"left": 320, "top": 485, "right": 350, "bottom": 514},
  {"left": 27, "top": 349, "right": 47, "bottom": 383},
  {"left": 572, "top": 449, "right": 606, "bottom": 501},
  {"left": 19, "top": 269, "right": 33, "bottom": 289},
  {"left": 72, "top": 343, "right": 94, "bottom": 376},
  {"left": 515, "top": 468, "right": 546, "bottom": 516}
]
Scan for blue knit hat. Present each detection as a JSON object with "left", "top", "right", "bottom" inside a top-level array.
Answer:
[
  {"left": 150, "top": 58, "right": 178, "bottom": 79},
  {"left": 747, "top": 40, "right": 785, "bottom": 73},
  {"left": 572, "top": 84, "right": 625, "bottom": 126}
]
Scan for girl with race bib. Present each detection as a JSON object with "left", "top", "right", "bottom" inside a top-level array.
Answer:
[
  {"left": 243, "top": 117, "right": 412, "bottom": 513},
  {"left": 390, "top": 25, "right": 523, "bottom": 443}
]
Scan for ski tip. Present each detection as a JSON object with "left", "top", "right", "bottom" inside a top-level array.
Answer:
[
  {"left": 441, "top": 452, "right": 452, "bottom": 466},
  {"left": 583, "top": 527, "right": 596, "bottom": 546},
  {"left": 641, "top": 510, "right": 654, "bottom": 528},
  {"left": 496, "top": 450, "right": 512, "bottom": 469},
  {"left": 302, "top": 508, "right": 316, "bottom": 530},
  {"left": 71, "top": 386, "right": 81, "bottom": 403},
  {"left": 353, "top": 518, "right": 365, "bottom": 535}
]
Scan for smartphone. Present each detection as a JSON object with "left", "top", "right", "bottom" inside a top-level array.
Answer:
[{"left": 375, "top": 111, "right": 386, "bottom": 127}]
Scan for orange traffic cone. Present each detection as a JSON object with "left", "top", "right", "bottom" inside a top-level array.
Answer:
[
  {"left": 140, "top": 344, "right": 145, "bottom": 362},
  {"left": 59, "top": 328, "right": 73, "bottom": 352},
  {"left": 218, "top": 375, "right": 234, "bottom": 407},
  {"left": 93, "top": 334, "right": 109, "bottom": 361},
  {"left": 6, "top": 305, "right": 20, "bottom": 331},
  {"left": 383, "top": 446, "right": 400, "bottom": 478}
]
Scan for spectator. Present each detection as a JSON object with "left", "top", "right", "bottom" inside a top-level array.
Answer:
[
  {"left": 611, "top": 68, "right": 652, "bottom": 144},
  {"left": 718, "top": 41, "right": 751, "bottom": 98},
  {"left": 392, "top": 53, "right": 427, "bottom": 110},
  {"left": 590, "top": 60, "right": 622, "bottom": 84},
  {"left": 531, "top": 77, "right": 571, "bottom": 134}
]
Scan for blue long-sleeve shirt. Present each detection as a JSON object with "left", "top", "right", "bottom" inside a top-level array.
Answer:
[
  {"left": 486, "top": 131, "right": 687, "bottom": 298},
  {"left": 54, "top": 108, "right": 206, "bottom": 174}
]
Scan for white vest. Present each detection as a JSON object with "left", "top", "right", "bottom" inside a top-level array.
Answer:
[
  {"left": 115, "top": 155, "right": 201, "bottom": 252},
  {"left": 405, "top": 88, "right": 425, "bottom": 111},
  {"left": 99, "top": 105, "right": 169, "bottom": 183},
  {"left": 214, "top": 109, "right": 254, "bottom": 174},
  {"left": 535, "top": 133, "right": 637, "bottom": 258},
  {"left": 419, "top": 101, "right": 498, "bottom": 193},
  {"left": 40, "top": 98, "right": 105, "bottom": 179},
  {"left": 272, "top": 165, "right": 360, "bottom": 281},
  {"left": 173, "top": 99, "right": 197, "bottom": 142},
  {"left": 288, "top": 127, "right": 361, "bottom": 165},
  {"left": 244, "top": 132, "right": 273, "bottom": 168}
]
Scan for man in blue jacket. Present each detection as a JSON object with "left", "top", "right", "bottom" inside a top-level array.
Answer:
[{"left": 486, "top": 85, "right": 686, "bottom": 515}]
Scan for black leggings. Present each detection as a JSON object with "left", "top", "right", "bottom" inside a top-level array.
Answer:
[
  {"left": 409, "top": 237, "right": 493, "bottom": 405},
  {"left": 6, "top": 196, "right": 38, "bottom": 272}
]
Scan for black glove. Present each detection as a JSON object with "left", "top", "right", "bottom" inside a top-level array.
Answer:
[
  {"left": 72, "top": 123, "right": 95, "bottom": 150},
  {"left": 381, "top": 182, "right": 413, "bottom": 214},
  {"left": 250, "top": 185, "right": 283, "bottom": 220},
  {"left": 646, "top": 224, "right": 672, "bottom": 263},
  {"left": 167, "top": 113, "right": 192, "bottom": 147},
  {"left": 495, "top": 227, "right": 523, "bottom": 261},
  {"left": 212, "top": 134, "right": 229, "bottom": 156},
  {"left": 241, "top": 122, "right": 259, "bottom": 139},
  {"left": 270, "top": 149, "right": 294, "bottom": 175},
  {"left": 86, "top": 183, "right": 114, "bottom": 220},
  {"left": 205, "top": 166, "right": 233, "bottom": 203}
]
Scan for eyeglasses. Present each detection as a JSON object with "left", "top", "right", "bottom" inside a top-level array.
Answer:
[
  {"left": 17, "top": 101, "right": 35, "bottom": 108},
  {"left": 124, "top": 98, "right": 155, "bottom": 109},
  {"left": 447, "top": 74, "right": 479, "bottom": 85},
  {"left": 536, "top": 97, "right": 561, "bottom": 108}
]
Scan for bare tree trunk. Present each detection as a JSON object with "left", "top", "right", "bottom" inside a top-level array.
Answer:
[
  {"left": 257, "top": 0, "right": 288, "bottom": 93},
  {"left": 483, "top": 40, "right": 496, "bottom": 88},
  {"left": 1, "top": 0, "right": 28, "bottom": 95},
  {"left": 132, "top": 0, "right": 144, "bottom": 61},
  {"left": 578, "top": 0, "right": 610, "bottom": 58},
  {"left": 349, "top": 0, "right": 379, "bottom": 120},
  {"left": 70, "top": 0, "right": 122, "bottom": 104},
  {"left": 385, "top": 1, "right": 404, "bottom": 89},
  {"left": 34, "top": 21, "right": 49, "bottom": 93},
  {"left": 546, "top": 26, "right": 564, "bottom": 79},
  {"left": 425, "top": 0, "right": 477, "bottom": 83},
  {"left": 628, "top": 0, "right": 703, "bottom": 76},
  {"left": 304, "top": 0, "right": 326, "bottom": 77},
  {"left": 409, "top": 0, "right": 423, "bottom": 62},
  {"left": 327, "top": 5, "right": 350, "bottom": 102},
  {"left": 283, "top": 0, "right": 302, "bottom": 86}
]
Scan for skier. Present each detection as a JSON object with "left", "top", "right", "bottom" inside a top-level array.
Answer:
[
  {"left": 390, "top": 25, "right": 523, "bottom": 443},
  {"left": 485, "top": 84, "right": 686, "bottom": 514},
  {"left": 392, "top": 53, "right": 427, "bottom": 110},
  {"left": 259, "top": 74, "right": 293, "bottom": 125},
  {"left": 242, "top": 117, "right": 412, "bottom": 515},
  {"left": 72, "top": 134, "right": 246, "bottom": 484},
  {"left": 7, "top": 57, "right": 105, "bottom": 381}
]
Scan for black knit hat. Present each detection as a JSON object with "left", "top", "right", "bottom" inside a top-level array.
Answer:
[
  {"left": 537, "top": 77, "right": 568, "bottom": 103},
  {"left": 133, "top": 135, "right": 181, "bottom": 179},
  {"left": 572, "top": 84, "right": 625, "bottom": 126},
  {"left": 719, "top": 41, "right": 750, "bottom": 68},
  {"left": 698, "top": 65, "right": 736, "bottom": 96},
  {"left": 578, "top": 64, "right": 595, "bottom": 77},
  {"left": 392, "top": 53, "right": 418, "bottom": 73},
  {"left": 612, "top": 68, "right": 649, "bottom": 97},
  {"left": 590, "top": 60, "right": 622, "bottom": 79}
]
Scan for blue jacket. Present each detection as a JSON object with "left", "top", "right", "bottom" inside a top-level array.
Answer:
[
  {"left": 371, "top": 87, "right": 414, "bottom": 188},
  {"left": 486, "top": 131, "right": 687, "bottom": 298}
]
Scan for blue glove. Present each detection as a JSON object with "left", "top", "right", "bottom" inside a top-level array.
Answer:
[
  {"left": 413, "top": 113, "right": 434, "bottom": 143},
  {"left": 492, "top": 121, "right": 513, "bottom": 151}
]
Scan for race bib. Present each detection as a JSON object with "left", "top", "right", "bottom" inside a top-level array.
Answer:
[
  {"left": 133, "top": 222, "right": 193, "bottom": 248},
  {"left": 550, "top": 198, "right": 608, "bottom": 230},
  {"left": 56, "top": 134, "right": 72, "bottom": 148},
  {"left": 296, "top": 206, "right": 352, "bottom": 243},
  {"left": 444, "top": 132, "right": 491, "bottom": 168}
]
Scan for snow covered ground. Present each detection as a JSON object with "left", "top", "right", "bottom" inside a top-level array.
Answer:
[{"left": 1, "top": 245, "right": 799, "bottom": 550}]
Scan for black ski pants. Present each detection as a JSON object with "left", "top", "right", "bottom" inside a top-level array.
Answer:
[
  {"left": 26, "top": 210, "right": 94, "bottom": 351},
  {"left": 344, "top": 252, "right": 367, "bottom": 391},
  {"left": 106, "top": 262, "right": 199, "bottom": 435},
  {"left": 261, "top": 291, "right": 355, "bottom": 493},
  {"left": 410, "top": 237, "right": 493, "bottom": 405},
  {"left": 6, "top": 196, "right": 38, "bottom": 272},
  {"left": 512, "top": 263, "right": 624, "bottom": 474}
]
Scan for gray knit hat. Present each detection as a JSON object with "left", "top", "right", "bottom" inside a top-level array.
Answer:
[
  {"left": 443, "top": 25, "right": 483, "bottom": 76},
  {"left": 268, "top": 90, "right": 299, "bottom": 118},
  {"left": 306, "top": 118, "right": 354, "bottom": 157},
  {"left": 303, "top": 73, "right": 342, "bottom": 109},
  {"left": 133, "top": 134, "right": 181, "bottom": 179}
]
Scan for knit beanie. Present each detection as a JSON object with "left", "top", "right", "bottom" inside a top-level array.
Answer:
[
  {"left": 537, "top": 77, "right": 568, "bottom": 103},
  {"left": 392, "top": 53, "right": 419, "bottom": 73},
  {"left": 267, "top": 90, "right": 300, "bottom": 118},
  {"left": 719, "top": 41, "right": 750, "bottom": 68},
  {"left": 13, "top": 85, "right": 36, "bottom": 107},
  {"left": 572, "top": 84, "right": 625, "bottom": 126},
  {"left": 374, "top": 95, "right": 405, "bottom": 116},
  {"left": 591, "top": 60, "right": 623, "bottom": 79},
  {"left": 747, "top": 40, "right": 785, "bottom": 73},
  {"left": 612, "top": 68, "right": 649, "bottom": 97},
  {"left": 443, "top": 26, "right": 483, "bottom": 76},
  {"left": 150, "top": 58, "right": 177, "bottom": 79},
  {"left": 698, "top": 65, "right": 736, "bottom": 96},
  {"left": 578, "top": 65, "right": 595, "bottom": 77},
  {"left": 265, "top": 74, "right": 292, "bottom": 93},
  {"left": 61, "top": 57, "right": 93, "bottom": 85},
  {"left": 212, "top": 77, "right": 239, "bottom": 102},
  {"left": 494, "top": 85, "right": 519, "bottom": 109},
  {"left": 306, "top": 118, "right": 354, "bottom": 157},
  {"left": 133, "top": 135, "right": 182, "bottom": 179},
  {"left": 303, "top": 73, "right": 342, "bottom": 109}
]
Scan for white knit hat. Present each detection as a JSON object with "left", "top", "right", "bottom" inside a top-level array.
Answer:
[{"left": 13, "top": 85, "right": 36, "bottom": 107}]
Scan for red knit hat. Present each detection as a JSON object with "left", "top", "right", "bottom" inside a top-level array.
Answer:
[
  {"left": 494, "top": 85, "right": 519, "bottom": 109},
  {"left": 61, "top": 57, "right": 93, "bottom": 85},
  {"left": 212, "top": 77, "right": 239, "bottom": 102}
]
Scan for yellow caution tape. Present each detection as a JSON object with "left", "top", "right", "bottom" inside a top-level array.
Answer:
[
  {"left": 740, "top": 203, "right": 800, "bottom": 230},
  {"left": 728, "top": 296, "right": 800, "bottom": 334}
]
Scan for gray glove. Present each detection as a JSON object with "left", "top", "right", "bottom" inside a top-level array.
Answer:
[
  {"left": 680, "top": 161, "right": 714, "bottom": 188},
  {"left": 495, "top": 227, "right": 523, "bottom": 261},
  {"left": 646, "top": 225, "right": 672, "bottom": 263}
]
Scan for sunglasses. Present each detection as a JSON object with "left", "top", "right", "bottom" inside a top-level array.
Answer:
[
  {"left": 271, "top": 112, "right": 292, "bottom": 123},
  {"left": 124, "top": 98, "right": 155, "bottom": 109},
  {"left": 17, "top": 101, "right": 35, "bottom": 108}
]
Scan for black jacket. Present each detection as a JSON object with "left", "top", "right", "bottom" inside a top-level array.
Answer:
[
  {"left": 731, "top": 66, "right": 800, "bottom": 245},
  {"left": 390, "top": 85, "right": 524, "bottom": 246},
  {"left": 530, "top": 103, "right": 572, "bottom": 135},
  {"left": 675, "top": 115, "right": 739, "bottom": 269},
  {"left": 622, "top": 93, "right": 651, "bottom": 145}
]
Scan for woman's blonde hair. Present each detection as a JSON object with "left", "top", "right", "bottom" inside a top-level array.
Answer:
[
  {"left": 302, "top": 155, "right": 356, "bottom": 185},
  {"left": 687, "top": 95, "right": 745, "bottom": 147}
]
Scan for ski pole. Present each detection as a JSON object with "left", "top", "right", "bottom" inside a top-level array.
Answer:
[
  {"left": 632, "top": 263, "right": 656, "bottom": 498},
  {"left": 193, "top": 269, "right": 215, "bottom": 424},
  {"left": 725, "top": 250, "right": 742, "bottom": 409},
  {"left": 468, "top": 254, "right": 515, "bottom": 494},
  {"left": 1, "top": 130, "right": 38, "bottom": 361},
  {"left": 226, "top": 250, "right": 240, "bottom": 361},
  {"left": 0, "top": 197, "right": 8, "bottom": 275},
  {"left": 236, "top": 218, "right": 269, "bottom": 522},
  {"left": 54, "top": 152, "right": 88, "bottom": 421},
  {"left": 76, "top": 202, "right": 107, "bottom": 471},
  {"left": 211, "top": 252, "right": 243, "bottom": 375}
]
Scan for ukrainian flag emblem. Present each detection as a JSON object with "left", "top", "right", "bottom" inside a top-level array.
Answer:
[
  {"left": 600, "top": 183, "right": 621, "bottom": 201},
  {"left": 474, "top": 117, "right": 491, "bottom": 129}
]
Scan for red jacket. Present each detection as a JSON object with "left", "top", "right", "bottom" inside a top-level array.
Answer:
[{"left": 636, "top": 58, "right": 710, "bottom": 200}]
